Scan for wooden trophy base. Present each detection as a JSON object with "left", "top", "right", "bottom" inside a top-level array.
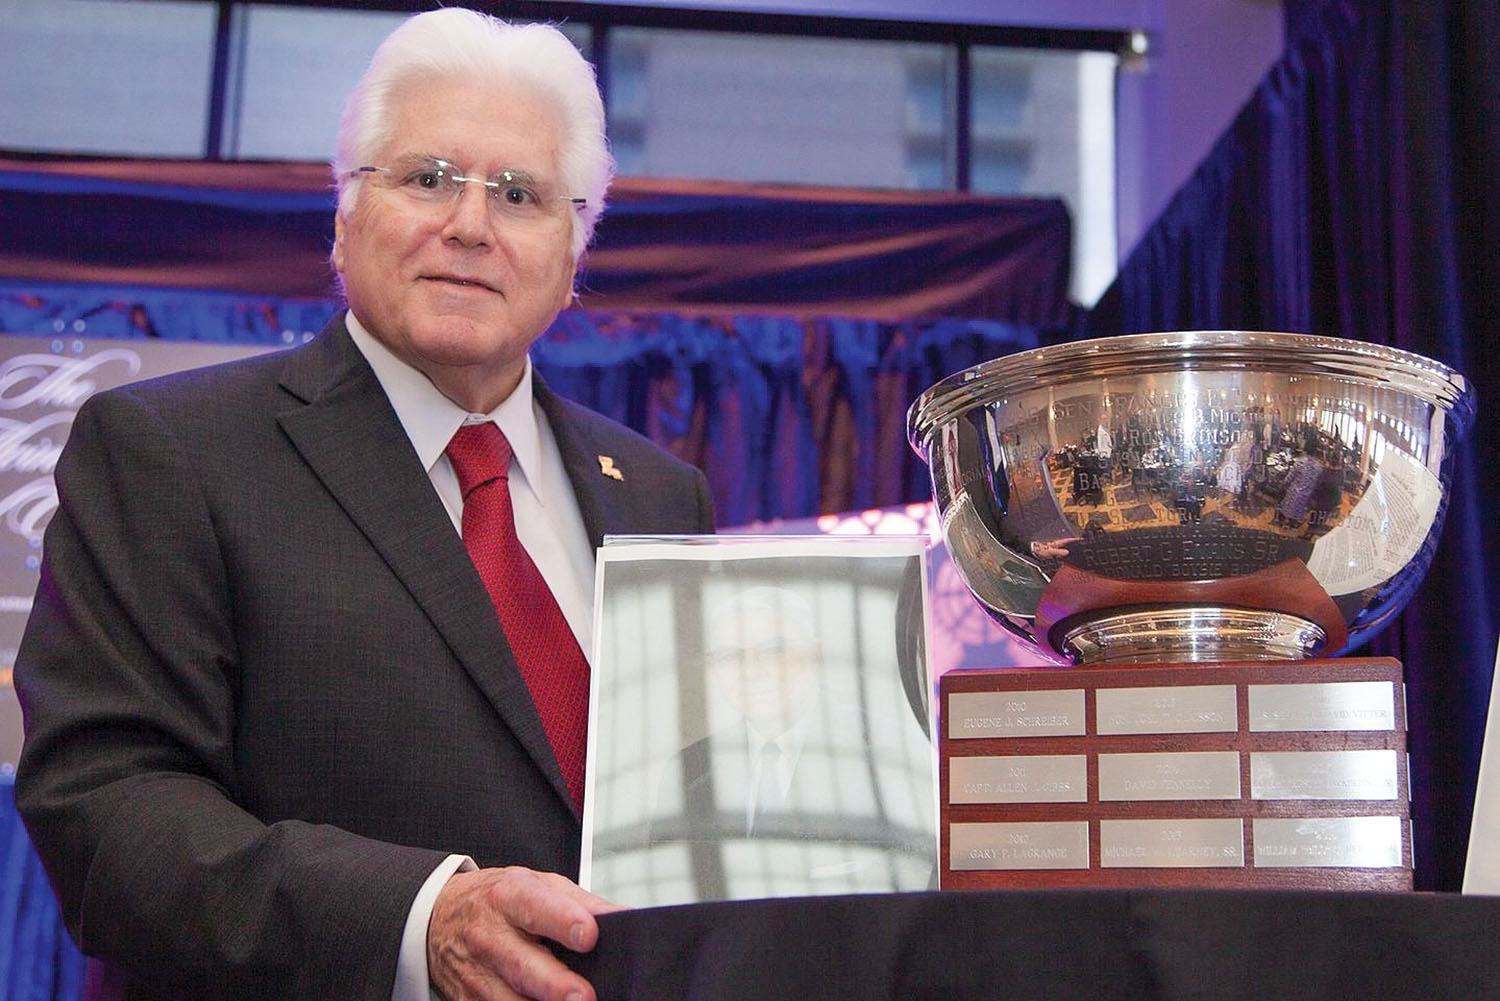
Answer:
[{"left": 939, "top": 658, "right": 1412, "bottom": 891}]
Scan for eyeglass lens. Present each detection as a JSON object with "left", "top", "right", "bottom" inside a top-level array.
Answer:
[{"left": 358, "top": 157, "right": 581, "bottom": 218}]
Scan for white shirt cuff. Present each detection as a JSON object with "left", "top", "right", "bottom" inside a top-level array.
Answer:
[{"left": 392, "top": 853, "right": 478, "bottom": 1001}]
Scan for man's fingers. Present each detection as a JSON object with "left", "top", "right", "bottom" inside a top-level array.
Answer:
[
  {"left": 530, "top": 870, "right": 629, "bottom": 923},
  {"left": 433, "top": 908, "right": 590, "bottom": 1001},
  {"left": 429, "top": 867, "right": 618, "bottom": 1001},
  {"left": 487, "top": 868, "right": 606, "bottom": 952},
  {"left": 481, "top": 918, "right": 584, "bottom": 1001}
]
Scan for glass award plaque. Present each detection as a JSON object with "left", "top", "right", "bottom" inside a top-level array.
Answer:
[{"left": 581, "top": 535, "right": 938, "bottom": 907}]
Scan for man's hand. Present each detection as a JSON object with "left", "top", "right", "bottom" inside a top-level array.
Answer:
[
  {"left": 428, "top": 867, "right": 625, "bottom": 1001},
  {"left": 1030, "top": 537, "right": 1081, "bottom": 560}
]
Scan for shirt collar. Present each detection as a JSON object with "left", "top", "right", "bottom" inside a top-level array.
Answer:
[
  {"left": 746, "top": 709, "right": 813, "bottom": 760},
  {"left": 344, "top": 312, "right": 548, "bottom": 504}
]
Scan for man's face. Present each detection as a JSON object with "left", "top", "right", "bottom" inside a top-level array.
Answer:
[
  {"left": 708, "top": 606, "right": 820, "bottom": 735},
  {"left": 333, "top": 76, "right": 578, "bottom": 411}
]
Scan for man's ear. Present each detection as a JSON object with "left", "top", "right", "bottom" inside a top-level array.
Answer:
[
  {"left": 332, "top": 212, "right": 346, "bottom": 274},
  {"left": 559, "top": 258, "right": 580, "bottom": 312}
]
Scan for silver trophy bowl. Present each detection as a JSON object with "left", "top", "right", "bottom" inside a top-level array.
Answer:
[{"left": 907, "top": 331, "right": 1475, "bottom": 666}]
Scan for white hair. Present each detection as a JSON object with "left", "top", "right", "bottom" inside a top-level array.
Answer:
[
  {"left": 331, "top": 8, "right": 613, "bottom": 259},
  {"left": 706, "top": 585, "right": 821, "bottom": 654}
]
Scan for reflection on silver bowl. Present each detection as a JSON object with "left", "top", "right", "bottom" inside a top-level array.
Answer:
[{"left": 907, "top": 331, "right": 1475, "bottom": 665}]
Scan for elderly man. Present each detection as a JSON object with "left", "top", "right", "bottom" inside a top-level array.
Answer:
[{"left": 15, "top": 10, "right": 713, "bottom": 1001}]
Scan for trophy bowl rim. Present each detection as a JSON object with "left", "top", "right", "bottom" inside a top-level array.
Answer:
[{"left": 906, "top": 330, "right": 1475, "bottom": 453}]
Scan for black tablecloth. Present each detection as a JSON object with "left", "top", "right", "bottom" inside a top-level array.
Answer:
[{"left": 570, "top": 889, "right": 1500, "bottom": 1000}]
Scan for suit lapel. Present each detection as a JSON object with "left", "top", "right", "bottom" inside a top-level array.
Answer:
[
  {"left": 534, "top": 379, "right": 638, "bottom": 550},
  {"left": 274, "top": 319, "right": 573, "bottom": 810}
]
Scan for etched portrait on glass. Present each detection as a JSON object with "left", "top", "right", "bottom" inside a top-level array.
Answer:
[{"left": 581, "top": 536, "right": 937, "bottom": 907}]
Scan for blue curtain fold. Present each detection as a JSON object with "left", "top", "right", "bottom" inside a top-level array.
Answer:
[
  {"left": 1090, "top": 0, "right": 1500, "bottom": 890},
  {"left": 0, "top": 281, "right": 339, "bottom": 346},
  {"left": 1, "top": 776, "right": 85, "bottom": 1001},
  {"left": 539, "top": 311, "right": 1040, "bottom": 524}
]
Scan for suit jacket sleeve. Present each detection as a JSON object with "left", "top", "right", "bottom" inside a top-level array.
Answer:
[{"left": 15, "top": 388, "right": 447, "bottom": 1001}]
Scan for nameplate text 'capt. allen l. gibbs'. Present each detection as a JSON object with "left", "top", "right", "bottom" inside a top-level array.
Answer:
[
  {"left": 1098, "top": 751, "right": 1241, "bottom": 801},
  {"left": 947, "top": 689, "right": 1086, "bottom": 739},
  {"left": 1096, "top": 685, "right": 1238, "bottom": 735},
  {"left": 1100, "top": 819, "right": 1245, "bottom": 868},
  {"left": 950, "top": 821, "right": 1090, "bottom": 871},
  {"left": 1248, "top": 681, "right": 1396, "bottom": 732},
  {"left": 949, "top": 755, "right": 1088, "bottom": 804}
]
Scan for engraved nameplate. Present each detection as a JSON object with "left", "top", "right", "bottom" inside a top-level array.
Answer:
[
  {"left": 1100, "top": 819, "right": 1245, "bottom": 868},
  {"left": 1096, "top": 685, "right": 1238, "bottom": 735},
  {"left": 1250, "top": 749, "right": 1400, "bottom": 800},
  {"left": 947, "top": 689, "right": 1086, "bottom": 739},
  {"left": 1098, "top": 751, "right": 1241, "bottom": 801},
  {"left": 949, "top": 755, "right": 1088, "bottom": 804},
  {"left": 1253, "top": 816, "right": 1405, "bottom": 868},
  {"left": 1248, "top": 681, "right": 1396, "bottom": 732},
  {"left": 949, "top": 821, "right": 1090, "bottom": 871}
]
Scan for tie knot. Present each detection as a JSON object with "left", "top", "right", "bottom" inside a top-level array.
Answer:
[{"left": 446, "top": 422, "right": 513, "bottom": 499}]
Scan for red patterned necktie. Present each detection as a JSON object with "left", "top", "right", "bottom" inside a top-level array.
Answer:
[{"left": 446, "top": 422, "right": 588, "bottom": 813}]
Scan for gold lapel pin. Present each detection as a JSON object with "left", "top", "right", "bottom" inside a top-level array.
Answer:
[{"left": 598, "top": 455, "right": 624, "bottom": 481}]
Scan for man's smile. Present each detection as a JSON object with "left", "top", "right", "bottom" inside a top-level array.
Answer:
[{"left": 423, "top": 274, "right": 503, "bottom": 294}]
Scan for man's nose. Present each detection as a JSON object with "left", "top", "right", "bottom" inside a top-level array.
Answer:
[{"left": 442, "top": 181, "right": 494, "bottom": 245}]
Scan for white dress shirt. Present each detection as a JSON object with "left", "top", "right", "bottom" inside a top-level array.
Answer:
[
  {"left": 343, "top": 315, "right": 595, "bottom": 1001},
  {"left": 744, "top": 713, "right": 812, "bottom": 834}
]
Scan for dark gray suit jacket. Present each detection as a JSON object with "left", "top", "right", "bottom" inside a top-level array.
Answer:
[{"left": 13, "top": 317, "right": 715, "bottom": 1000}]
